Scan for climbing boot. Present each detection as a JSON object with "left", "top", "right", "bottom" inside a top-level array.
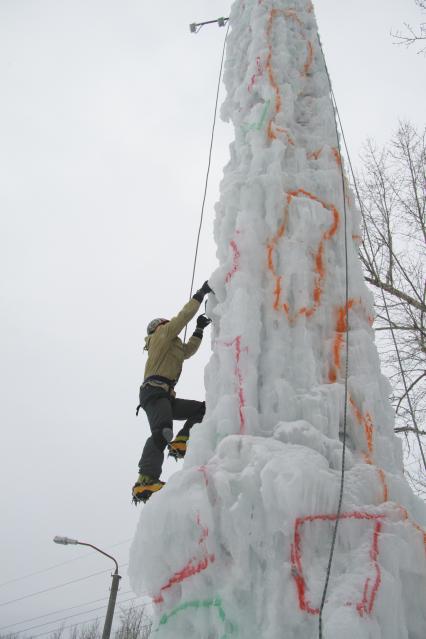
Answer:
[
  {"left": 168, "top": 435, "right": 188, "bottom": 460},
  {"left": 132, "top": 474, "right": 165, "bottom": 505}
]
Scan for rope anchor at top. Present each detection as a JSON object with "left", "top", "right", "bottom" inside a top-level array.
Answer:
[{"left": 190, "top": 17, "right": 229, "bottom": 34}]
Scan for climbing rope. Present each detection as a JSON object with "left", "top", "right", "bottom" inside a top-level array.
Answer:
[
  {"left": 331, "top": 95, "right": 426, "bottom": 475},
  {"left": 317, "top": 31, "right": 426, "bottom": 638},
  {"left": 183, "top": 22, "right": 230, "bottom": 342},
  {"left": 316, "top": 35, "right": 351, "bottom": 639}
]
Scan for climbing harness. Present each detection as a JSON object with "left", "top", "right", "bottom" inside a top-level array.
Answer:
[
  {"left": 135, "top": 375, "right": 177, "bottom": 415},
  {"left": 183, "top": 21, "right": 230, "bottom": 342}
]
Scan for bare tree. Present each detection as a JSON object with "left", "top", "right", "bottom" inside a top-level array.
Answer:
[
  {"left": 0, "top": 605, "right": 152, "bottom": 639},
  {"left": 74, "top": 622, "right": 100, "bottom": 639},
  {"left": 114, "top": 604, "right": 152, "bottom": 639},
  {"left": 392, "top": 0, "right": 426, "bottom": 54},
  {"left": 358, "top": 121, "right": 426, "bottom": 495}
]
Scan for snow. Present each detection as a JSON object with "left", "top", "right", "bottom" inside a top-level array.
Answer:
[{"left": 129, "top": 1, "right": 426, "bottom": 637}]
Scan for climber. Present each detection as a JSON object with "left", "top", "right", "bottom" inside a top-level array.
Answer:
[{"left": 132, "top": 281, "right": 212, "bottom": 504}]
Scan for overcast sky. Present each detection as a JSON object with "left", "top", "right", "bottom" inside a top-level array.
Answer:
[{"left": 0, "top": 0, "right": 425, "bottom": 634}]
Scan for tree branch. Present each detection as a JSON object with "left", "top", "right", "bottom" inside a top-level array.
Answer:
[
  {"left": 364, "top": 276, "right": 426, "bottom": 312},
  {"left": 395, "top": 371, "right": 426, "bottom": 412},
  {"left": 395, "top": 426, "right": 426, "bottom": 436}
]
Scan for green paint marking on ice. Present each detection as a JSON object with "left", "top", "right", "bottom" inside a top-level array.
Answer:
[
  {"left": 241, "top": 100, "right": 271, "bottom": 132},
  {"left": 156, "top": 596, "right": 236, "bottom": 638}
]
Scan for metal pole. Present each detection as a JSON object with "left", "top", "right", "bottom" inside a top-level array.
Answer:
[
  {"left": 102, "top": 571, "right": 122, "bottom": 639},
  {"left": 54, "top": 538, "right": 121, "bottom": 638},
  {"left": 76, "top": 542, "right": 121, "bottom": 639}
]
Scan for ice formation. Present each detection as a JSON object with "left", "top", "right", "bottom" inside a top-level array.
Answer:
[{"left": 129, "top": 1, "right": 426, "bottom": 637}]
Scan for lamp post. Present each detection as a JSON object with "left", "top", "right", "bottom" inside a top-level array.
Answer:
[{"left": 53, "top": 536, "right": 121, "bottom": 639}]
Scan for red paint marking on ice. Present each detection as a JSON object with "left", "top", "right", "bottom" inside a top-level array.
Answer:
[
  {"left": 153, "top": 514, "right": 215, "bottom": 604},
  {"left": 291, "top": 512, "right": 384, "bottom": 617},
  {"left": 222, "top": 336, "right": 247, "bottom": 434},
  {"left": 195, "top": 512, "right": 209, "bottom": 544},
  {"left": 235, "top": 336, "right": 246, "bottom": 433},
  {"left": 248, "top": 56, "right": 264, "bottom": 92},
  {"left": 267, "top": 189, "right": 340, "bottom": 323},
  {"left": 198, "top": 465, "right": 209, "bottom": 487},
  {"left": 226, "top": 239, "right": 241, "bottom": 283},
  {"left": 360, "top": 519, "right": 382, "bottom": 616}
]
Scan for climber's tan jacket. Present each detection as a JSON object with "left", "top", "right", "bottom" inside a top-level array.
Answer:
[{"left": 143, "top": 298, "right": 201, "bottom": 388}]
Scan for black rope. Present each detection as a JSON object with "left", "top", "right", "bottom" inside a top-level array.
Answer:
[
  {"left": 316, "top": 30, "right": 426, "bottom": 638},
  {"left": 331, "top": 92, "right": 426, "bottom": 474},
  {"left": 183, "top": 22, "right": 230, "bottom": 342},
  {"left": 316, "top": 35, "right": 350, "bottom": 639}
]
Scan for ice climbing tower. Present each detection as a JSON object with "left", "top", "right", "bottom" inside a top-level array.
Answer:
[{"left": 129, "top": 1, "right": 426, "bottom": 637}]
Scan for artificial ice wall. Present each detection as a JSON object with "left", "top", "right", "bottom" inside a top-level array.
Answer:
[{"left": 129, "top": 1, "right": 426, "bottom": 637}]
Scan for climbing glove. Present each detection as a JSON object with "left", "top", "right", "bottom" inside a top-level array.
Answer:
[
  {"left": 196, "top": 314, "right": 212, "bottom": 329},
  {"left": 193, "top": 314, "right": 212, "bottom": 339},
  {"left": 193, "top": 280, "right": 213, "bottom": 303}
]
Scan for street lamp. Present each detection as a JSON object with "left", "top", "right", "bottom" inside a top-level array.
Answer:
[{"left": 53, "top": 536, "right": 121, "bottom": 639}]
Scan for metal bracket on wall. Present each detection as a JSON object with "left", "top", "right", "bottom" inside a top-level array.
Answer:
[{"left": 189, "top": 17, "right": 229, "bottom": 34}]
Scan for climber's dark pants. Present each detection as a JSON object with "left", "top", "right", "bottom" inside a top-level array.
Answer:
[{"left": 138, "top": 385, "right": 205, "bottom": 479}]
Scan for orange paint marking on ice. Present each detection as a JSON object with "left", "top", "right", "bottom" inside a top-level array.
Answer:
[
  {"left": 303, "top": 40, "right": 314, "bottom": 76},
  {"left": 307, "top": 148, "right": 323, "bottom": 160},
  {"left": 349, "top": 402, "right": 392, "bottom": 504},
  {"left": 362, "top": 453, "right": 389, "bottom": 503},
  {"left": 307, "top": 146, "right": 341, "bottom": 166},
  {"left": 328, "top": 297, "right": 375, "bottom": 382},
  {"left": 361, "top": 452, "right": 389, "bottom": 504},
  {"left": 329, "top": 298, "right": 365, "bottom": 383},
  {"left": 266, "top": 8, "right": 314, "bottom": 141},
  {"left": 267, "top": 189, "right": 339, "bottom": 322},
  {"left": 331, "top": 147, "right": 342, "bottom": 166},
  {"left": 395, "top": 505, "right": 426, "bottom": 556},
  {"left": 284, "top": 9, "right": 303, "bottom": 27},
  {"left": 266, "top": 9, "right": 282, "bottom": 118},
  {"left": 350, "top": 396, "right": 374, "bottom": 456},
  {"left": 273, "top": 125, "right": 295, "bottom": 145},
  {"left": 328, "top": 333, "right": 344, "bottom": 383},
  {"left": 283, "top": 9, "right": 314, "bottom": 77}
]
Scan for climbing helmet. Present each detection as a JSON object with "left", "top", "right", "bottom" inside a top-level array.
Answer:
[{"left": 147, "top": 317, "right": 169, "bottom": 335}]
